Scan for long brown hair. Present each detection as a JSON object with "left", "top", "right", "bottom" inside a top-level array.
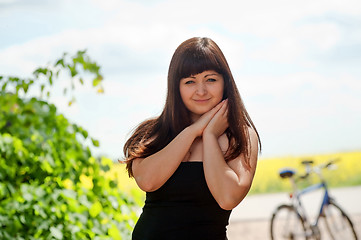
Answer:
[{"left": 123, "top": 37, "right": 260, "bottom": 177}]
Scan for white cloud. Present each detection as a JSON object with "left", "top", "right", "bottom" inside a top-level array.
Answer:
[
  {"left": 298, "top": 23, "right": 341, "bottom": 50},
  {"left": 251, "top": 38, "right": 305, "bottom": 63},
  {"left": 0, "top": 29, "right": 91, "bottom": 76},
  {"left": 1, "top": 0, "right": 361, "bottom": 158},
  {"left": 250, "top": 22, "right": 341, "bottom": 64},
  {"left": 0, "top": 0, "right": 17, "bottom": 4}
]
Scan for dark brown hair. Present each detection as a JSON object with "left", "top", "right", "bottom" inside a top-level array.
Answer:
[{"left": 123, "top": 37, "right": 260, "bottom": 177}]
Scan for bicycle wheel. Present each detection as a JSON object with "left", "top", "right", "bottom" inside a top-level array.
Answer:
[
  {"left": 321, "top": 201, "right": 358, "bottom": 240},
  {"left": 270, "top": 204, "right": 307, "bottom": 240}
]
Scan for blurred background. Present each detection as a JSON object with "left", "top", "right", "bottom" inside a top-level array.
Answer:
[
  {"left": 1, "top": 0, "right": 361, "bottom": 239},
  {"left": 1, "top": 0, "right": 361, "bottom": 160}
]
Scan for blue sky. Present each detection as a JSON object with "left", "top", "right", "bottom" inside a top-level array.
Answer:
[{"left": 1, "top": 0, "right": 361, "bottom": 160}]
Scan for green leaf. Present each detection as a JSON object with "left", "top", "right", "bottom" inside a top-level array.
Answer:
[
  {"left": 108, "top": 223, "right": 122, "bottom": 240},
  {"left": 91, "top": 138, "right": 99, "bottom": 147},
  {"left": 1, "top": 82, "right": 7, "bottom": 91},
  {"left": 89, "top": 201, "right": 102, "bottom": 218},
  {"left": 33, "top": 68, "right": 48, "bottom": 77},
  {"left": 92, "top": 77, "right": 101, "bottom": 87},
  {"left": 49, "top": 71, "right": 53, "bottom": 85},
  {"left": 23, "top": 82, "right": 29, "bottom": 93},
  {"left": 68, "top": 64, "right": 78, "bottom": 77},
  {"left": 41, "top": 159, "right": 53, "bottom": 173},
  {"left": 9, "top": 76, "right": 20, "bottom": 83},
  {"left": 55, "top": 59, "right": 65, "bottom": 67},
  {"left": 0, "top": 50, "right": 138, "bottom": 239},
  {"left": 79, "top": 127, "right": 88, "bottom": 139}
]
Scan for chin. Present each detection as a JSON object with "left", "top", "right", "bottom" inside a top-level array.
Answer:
[
  {"left": 196, "top": 109, "right": 211, "bottom": 115},
  {"left": 188, "top": 105, "right": 215, "bottom": 116}
]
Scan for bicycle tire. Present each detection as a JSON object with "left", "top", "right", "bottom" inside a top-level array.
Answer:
[
  {"left": 270, "top": 204, "right": 308, "bottom": 240},
  {"left": 321, "top": 201, "right": 358, "bottom": 240}
]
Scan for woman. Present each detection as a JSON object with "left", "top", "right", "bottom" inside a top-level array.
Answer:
[{"left": 123, "top": 37, "right": 260, "bottom": 240}]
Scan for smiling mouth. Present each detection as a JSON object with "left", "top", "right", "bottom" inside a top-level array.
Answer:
[
  {"left": 194, "top": 99, "right": 210, "bottom": 103},
  {"left": 194, "top": 98, "right": 210, "bottom": 102}
]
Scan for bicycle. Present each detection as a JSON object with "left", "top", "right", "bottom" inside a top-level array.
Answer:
[{"left": 270, "top": 159, "right": 358, "bottom": 240}]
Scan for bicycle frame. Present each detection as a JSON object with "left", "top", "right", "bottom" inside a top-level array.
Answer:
[
  {"left": 293, "top": 180, "right": 331, "bottom": 228},
  {"left": 272, "top": 159, "right": 358, "bottom": 240}
]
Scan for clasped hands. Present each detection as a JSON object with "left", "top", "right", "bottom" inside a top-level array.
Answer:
[{"left": 191, "top": 99, "right": 229, "bottom": 138}]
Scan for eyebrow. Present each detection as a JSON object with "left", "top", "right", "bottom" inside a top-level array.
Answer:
[{"left": 185, "top": 73, "right": 219, "bottom": 79}]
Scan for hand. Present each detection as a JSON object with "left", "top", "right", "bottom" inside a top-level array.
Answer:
[
  {"left": 190, "top": 100, "right": 226, "bottom": 137},
  {"left": 203, "top": 99, "right": 229, "bottom": 138}
]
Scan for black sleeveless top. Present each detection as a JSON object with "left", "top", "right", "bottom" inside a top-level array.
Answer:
[{"left": 132, "top": 162, "right": 231, "bottom": 240}]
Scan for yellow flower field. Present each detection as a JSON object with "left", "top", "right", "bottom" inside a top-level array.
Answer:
[
  {"left": 109, "top": 151, "right": 361, "bottom": 199},
  {"left": 249, "top": 151, "right": 361, "bottom": 194}
]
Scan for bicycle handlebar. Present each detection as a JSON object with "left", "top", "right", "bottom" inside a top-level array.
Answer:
[
  {"left": 320, "top": 158, "right": 340, "bottom": 169},
  {"left": 304, "top": 157, "right": 338, "bottom": 168},
  {"left": 279, "top": 158, "right": 340, "bottom": 181}
]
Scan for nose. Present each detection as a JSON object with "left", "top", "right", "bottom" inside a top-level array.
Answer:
[{"left": 196, "top": 83, "right": 207, "bottom": 96}]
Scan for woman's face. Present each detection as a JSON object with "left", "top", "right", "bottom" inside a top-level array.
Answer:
[{"left": 179, "top": 70, "right": 224, "bottom": 121}]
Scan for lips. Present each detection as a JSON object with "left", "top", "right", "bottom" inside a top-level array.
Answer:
[{"left": 193, "top": 98, "right": 210, "bottom": 102}]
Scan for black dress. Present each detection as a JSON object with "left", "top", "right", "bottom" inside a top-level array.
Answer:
[{"left": 132, "top": 162, "right": 231, "bottom": 240}]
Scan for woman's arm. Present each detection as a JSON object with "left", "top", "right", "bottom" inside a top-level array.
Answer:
[
  {"left": 202, "top": 101, "right": 259, "bottom": 210},
  {"left": 132, "top": 101, "right": 226, "bottom": 192},
  {"left": 132, "top": 126, "right": 196, "bottom": 192}
]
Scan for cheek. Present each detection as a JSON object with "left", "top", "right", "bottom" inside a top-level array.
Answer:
[
  {"left": 220, "top": 82, "right": 225, "bottom": 99},
  {"left": 179, "top": 86, "right": 189, "bottom": 103},
  {"left": 215, "top": 84, "right": 224, "bottom": 99}
]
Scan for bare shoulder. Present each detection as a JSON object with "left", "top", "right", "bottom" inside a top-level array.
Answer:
[
  {"left": 247, "top": 127, "right": 259, "bottom": 155},
  {"left": 247, "top": 127, "right": 259, "bottom": 168},
  {"left": 218, "top": 127, "right": 259, "bottom": 158}
]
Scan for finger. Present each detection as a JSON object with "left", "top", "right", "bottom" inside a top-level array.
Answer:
[
  {"left": 215, "top": 99, "right": 226, "bottom": 110},
  {"left": 208, "top": 100, "right": 225, "bottom": 117},
  {"left": 224, "top": 101, "right": 229, "bottom": 115},
  {"left": 216, "top": 99, "right": 228, "bottom": 115},
  {"left": 223, "top": 108, "right": 228, "bottom": 117},
  {"left": 203, "top": 106, "right": 219, "bottom": 120},
  {"left": 202, "top": 99, "right": 227, "bottom": 124},
  {"left": 221, "top": 99, "right": 229, "bottom": 117}
]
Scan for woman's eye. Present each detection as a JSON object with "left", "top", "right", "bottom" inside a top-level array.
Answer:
[
  {"left": 207, "top": 78, "right": 216, "bottom": 82},
  {"left": 185, "top": 80, "right": 194, "bottom": 84}
]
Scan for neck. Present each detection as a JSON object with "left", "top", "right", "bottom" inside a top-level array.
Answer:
[{"left": 190, "top": 113, "right": 201, "bottom": 123}]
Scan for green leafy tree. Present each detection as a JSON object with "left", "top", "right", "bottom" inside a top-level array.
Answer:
[{"left": 0, "top": 51, "right": 137, "bottom": 239}]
